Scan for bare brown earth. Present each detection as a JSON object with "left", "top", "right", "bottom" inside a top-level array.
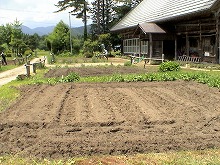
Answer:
[
  {"left": 44, "top": 66, "right": 156, "bottom": 78},
  {"left": 1, "top": 80, "right": 220, "bottom": 159}
]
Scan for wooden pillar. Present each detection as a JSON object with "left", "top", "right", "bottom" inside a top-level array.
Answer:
[
  {"left": 219, "top": 21, "right": 220, "bottom": 64},
  {"left": 175, "top": 37, "right": 177, "bottom": 60},
  {"left": 186, "top": 33, "right": 189, "bottom": 56},
  {"left": 199, "top": 22, "right": 203, "bottom": 57},
  {"left": 25, "top": 61, "right": 31, "bottom": 77},
  {"left": 139, "top": 35, "right": 141, "bottom": 57},
  {"left": 149, "top": 33, "right": 153, "bottom": 59},
  {"left": 217, "top": 12, "right": 220, "bottom": 64}
]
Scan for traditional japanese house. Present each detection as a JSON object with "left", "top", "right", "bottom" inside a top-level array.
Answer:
[{"left": 110, "top": 0, "right": 220, "bottom": 63}]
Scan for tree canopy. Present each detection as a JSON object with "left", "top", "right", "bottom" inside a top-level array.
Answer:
[
  {"left": 55, "top": 0, "right": 89, "bottom": 41},
  {"left": 47, "top": 20, "right": 71, "bottom": 54}
]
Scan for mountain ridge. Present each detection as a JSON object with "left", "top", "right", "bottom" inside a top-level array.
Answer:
[{"left": 21, "top": 25, "right": 86, "bottom": 36}]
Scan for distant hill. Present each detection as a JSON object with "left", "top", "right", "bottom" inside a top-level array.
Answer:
[{"left": 21, "top": 25, "right": 90, "bottom": 36}]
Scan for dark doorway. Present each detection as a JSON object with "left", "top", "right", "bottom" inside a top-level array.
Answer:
[{"left": 163, "top": 40, "right": 175, "bottom": 60}]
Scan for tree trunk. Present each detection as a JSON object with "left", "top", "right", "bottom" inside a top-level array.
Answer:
[
  {"left": 83, "top": 0, "right": 88, "bottom": 41},
  {"left": 97, "top": 0, "right": 101, "bottom": 34}
]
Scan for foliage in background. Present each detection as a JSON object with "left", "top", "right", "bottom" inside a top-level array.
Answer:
[
  {"left": 82, "top": 33, "right": 113, "bottom": 57},
  {"left": 46, "top": 21, "right": 71, "bottom": 54},
  {"left": 0, "top": 20, "right": 48, "bottom": 57},
  {"left": 90, "top": 0, "right": 116, "bottom": 35},
  {"left": 82, "top": 39, "right": 99, "bottom": 57},
  {"left": 55, "top": 0, "right": 89, "bottom": 41}
]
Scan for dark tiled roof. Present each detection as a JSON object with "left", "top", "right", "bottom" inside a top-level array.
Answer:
[{"left": 111, "top": 0, "right": 218, "bottom": 32}]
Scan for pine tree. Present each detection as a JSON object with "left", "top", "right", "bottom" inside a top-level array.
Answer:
[
  {"left": 90, "top": 0, "right": 115, "bottom": 36},
  {"left": 55, "top": 0, "right": 89, "bottom": 41}
]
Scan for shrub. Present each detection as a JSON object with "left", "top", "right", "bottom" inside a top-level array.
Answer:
[
  {"left": 24, "top": 49, "right": 33, "bottom": 57},
  {"left": 83, "top": 39, "right": 99, "bottom": 58},
  {"left": 124, "top": 61, "right": 132, "bottom": 66},
  {"left": 159, "top": 61, "right": 180, "bottom": 72},
  {"left": 47, "top": 54, "right": 56, "bottom": 64},
  {"left": 60, "top": 72, "right": 80, "bottom": 83}
]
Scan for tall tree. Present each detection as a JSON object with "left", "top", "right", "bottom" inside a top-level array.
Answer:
[
  {"left": 55, "top": 0, "right": 89, "bottom": 41},
  {"left": 112, "top": 0, "right": 143, "bottom": 22},
  {"left": 0, "top": 24, "right": 12, "bottom": 46},
  {"left": 47, "top": 20, "right": 71, "bottom": 53},
  {"left": 115, "top": 0, "right": 142, "bottom": 7},
  {"left": 90, "top": 0, "right": 115, "bottom": 35},
  {"left": 9, "top": 19, "right": 27, "bottom": 56},
  {"left": 23, "top": 33, "right": 40, "bottom": 51}
]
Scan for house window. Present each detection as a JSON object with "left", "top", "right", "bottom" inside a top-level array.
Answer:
[
  {"left": 123, "top": 38, "right": 140, "bottom": 54},
  {"left": 141, "top": 40, "right": 148, "bottom": 54}
]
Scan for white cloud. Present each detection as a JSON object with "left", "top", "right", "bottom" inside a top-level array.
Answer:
[{"left": 0, "top": 0, "right": 88, "bottom": 28}]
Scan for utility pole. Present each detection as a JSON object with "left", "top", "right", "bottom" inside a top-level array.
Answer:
[{"left": 69, "top": 13, "right": 73, "bottom": 55}]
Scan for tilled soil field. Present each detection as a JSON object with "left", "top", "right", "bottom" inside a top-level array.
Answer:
[
  {"left": 44, "top": 66, "right": 155, "bottom": 78},
  {"left": 1, "top": 81, "right": 220, "bottom": 159}
]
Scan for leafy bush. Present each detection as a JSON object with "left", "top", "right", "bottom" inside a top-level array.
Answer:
[
  {"left": 61, "top": 72, "right": 80, "bottom": 82},
  {"left": 159, "top": 61, "right": 180, "bottom": 72},
  {"left": 24, "top": 49, "right": 33, "bottom": 56},
  {"left": 83, "top": 39, "right": 99, "bottom": 58},
  {"left": 47, "top": 54, "right": 56, "bottom": 64},
  {"left": 124, "top": 61, "right": 132, "bottom": 66}
]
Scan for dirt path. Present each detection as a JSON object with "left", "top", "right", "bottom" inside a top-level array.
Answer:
[
  {"left": 0, "top": 57, "right": 45, "bottom": 87},
  {"left": 1, "top": 81, "right": 220, "bottom": 159},
  {"left": 0, "top": 57, "right": 128, "bottom": 87}
]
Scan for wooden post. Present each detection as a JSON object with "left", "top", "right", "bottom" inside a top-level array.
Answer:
[
  {"left": 25, "top": 61, "right": 31, "bottom": 77},
  {"left": 139, "top": 37, "right": 141, "bottom": 57},
  {"left": 144, "top": 59, "right": 147, "bottom": 68},
  {"left": 149, "top": 33, "right": 153, "bottom": 59},
  {"left": 33, "top": 63, "right": 37, "bottom": 73},
  {"left": 186, "top": 33, "right": 189, "bottom": 56},
  {"left": 25, "top": 65, "right": 30, "bottom": 77},
  {"left": 199, "top": 21, "right": 202, "bottom": 57},
  {"left": 175, "top": 37, "right": 178, "bottom": 60},
  {"left": 217, "top": 12, "right": 220, "bottom": 64}
]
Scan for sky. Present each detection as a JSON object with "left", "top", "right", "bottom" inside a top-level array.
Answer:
[{"left": 0, "top": 0, "right": 89, "bottom": 29}]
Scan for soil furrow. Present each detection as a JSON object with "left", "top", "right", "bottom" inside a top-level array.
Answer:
[{"left": 1, "top": 81, "right": 220, "bottom": 159}]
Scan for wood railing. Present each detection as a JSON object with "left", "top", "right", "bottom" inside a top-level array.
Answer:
[{"left": 178, "top": 56, "right": 201, "bottom": 63}]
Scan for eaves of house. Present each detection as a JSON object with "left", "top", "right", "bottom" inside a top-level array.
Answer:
[{"left": 111, "top": 0, "right": 219, "bottom": 32}]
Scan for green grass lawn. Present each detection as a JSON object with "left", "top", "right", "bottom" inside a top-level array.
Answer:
[
  {"left": 0, "top": 65, "right": 17, "bottom": 72},
  {"left": 0, "top": 149, "right": 220, "bottom": 165}
]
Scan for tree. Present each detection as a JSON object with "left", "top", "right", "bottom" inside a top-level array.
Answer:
[
  {"left": 112, "top": 0, "right": 143, "bottom": 24},
  {"left": 23, "top": 33, "right": 40, "bottom": 51},
  {"left": 47, "top": 21, "right": 71, "bottom": 54},
  {"left": 115, "top": 0, "right": 143, "bottom": 7},
  {"left": 38, "top": 35, "right": 49, "bottom": 51},
  {"left": 9, "top": 19, "right": 27, "bottom": 56},
  {"left": 0, "top": 24, "right": 12, "bottom": 46},
  {"left": 90, "top": 0, "right": 115, "bottom": 35},
  {"left": 55, "top": 0, "right": 89, "bottom": 41}
]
